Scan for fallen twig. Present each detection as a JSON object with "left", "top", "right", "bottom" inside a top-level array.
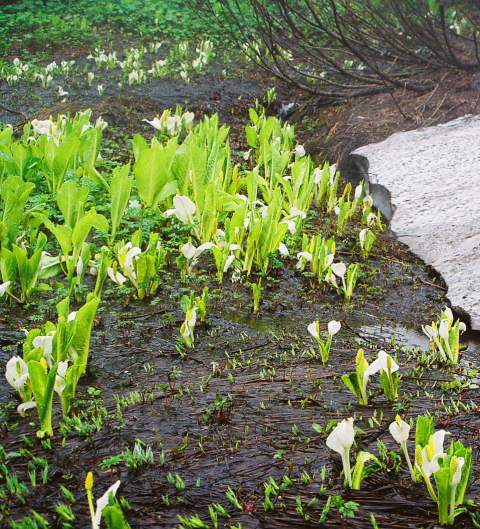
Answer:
[{"left": 0, "top": 102, "right": 29, "bottom": 120}]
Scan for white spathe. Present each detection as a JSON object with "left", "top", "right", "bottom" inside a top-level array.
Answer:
[
  {"left": 107, "top": 267, "right": 127, "bottom": 285},
  {"left": 18, "top": 400, "right": 36, "bottom": 417},
  {"left": 452, "top": 457, "right": 465, "bottom": 487},
  {"left": 366, "top": 350, "right": 399, "bottom": 375},
  {"left": 278, "top": 243, "right": 289, "bottom": 256},
  {"left": 165, "top": 195, "right": 196, "bottom": 224},
  {"left": 0, "top": 281, "right": 11, "bottom": 296},
  {"left": 307, "top": 321, "right": 319, "bottom": 339},
  {"left": 328, "top": 320, "right": 341, "bottom": 336},
  {"left": 326, "top": 418, "right": 355, "bottom": 456},
  {"left": 94, "top": 480, "right": 121, "bottom": 529},
  {"left": 389, "top": 416, "right": 411, "bottom": 445},
  {"left": 331, "top": 262, "right": 346, "bottom": 278},
  {"left": 5, "top": 356, "right": 29, "bottom": 390},
  {"left": 421, "top": 430, "right": 449, "bottom": 477}
]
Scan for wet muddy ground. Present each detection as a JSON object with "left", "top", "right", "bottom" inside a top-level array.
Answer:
[
  {"left": 1, "top": 229, "right": 479, "bottom": 528},
  {"left": 1, "top": 45, "right": 480, "bottom": 529}
]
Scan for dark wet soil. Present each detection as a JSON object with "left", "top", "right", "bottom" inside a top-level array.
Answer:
[
  {"left": 1, "top": 45, "right": 480, "bottom": 529},
  {"left": 1, "top": 229, "right": 480, "bottom": 528}
]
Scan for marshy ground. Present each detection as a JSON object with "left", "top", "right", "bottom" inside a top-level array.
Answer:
[{"left": 1, "top": 4, "right": 480, "bottom": 528}]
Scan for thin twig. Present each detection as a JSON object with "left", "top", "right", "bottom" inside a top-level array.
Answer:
[
  {"left": 0, "top": 102, "right": 29, "bottom": 120},
  {"left": 415, "top": 277, "right": 447, "bottom": 291}
]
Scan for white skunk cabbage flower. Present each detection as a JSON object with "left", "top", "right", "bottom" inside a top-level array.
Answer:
[
  {"left": 296, "top": 251, "right": 312, "bottom": 269},
  {"left": 85, "top": 472, "right": 121, "bottom": 529},
  {"left": 366, "top": 350, "right": 399, "bottom": 376},
  {"left": 107, "top": 267, "right": 127, "bottom": 285},
  {"left": 54, "top": 361, "right": 70, "bottom": 396},
  {"left": 18, "top": 400, "right": 36, "bottom": 417},
  {"left": 326, "top": 417, "right": 355, "bottom": 487},
  {"left": 5, "top": 356, "right": 29, "bottom": 391},
  {"left": 278, "top": 243, "right": 289, "bottom": 256},
  {"left": 421, "top": 430, "right": 449, "bottom": 478},
  {"left": 289, "top": 207, "right": 307, "bottom": 219},
  {"left": 328, "top": 320, "right": 341, "bottom": 336},
  {"left": 164, "top": 195, "right": 196, "bottom": 224},
  {"left": 32, "top": 332, "right": 56, "bottom": 367},
  {"left": 331, "top": 262, "right": 346, "bottom": 279},
  {"left": 295, "top": 144, "right": 306, "bottom": 157},
  {"left": 307, "top": 321, "right": 320, "bottom": 339},
  {"left": 0, "top": 281, "right": 11, "bottom": 296},
  {"left": 389, "top": 415, "right": 411, "bottom": 446},
  {"left": 181, "top": 242, "right": 214, "bottom": 260}
]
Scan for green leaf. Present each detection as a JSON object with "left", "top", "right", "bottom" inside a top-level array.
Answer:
[
  {"left": 86, "top": 165, "right": 110, "bottom": 190},
  {"left": 342, "top": 373, "right": 365, "bottom": 403},
  {"left": 109, "top": 164, "right": 133, "bottom": 241},
  {"left": 352, "top": 451, "right": 381, "bottom": 490},
  {"left": 93, "top": 213, "right": 109, "bottom": 233},
  {"left": 28, "top": 361, "right": 58, "bottom": 436},
  {"left": 134, "top": 139, "right": 178, "bottom": 208},
  {"left": 51, "top": 137, "right": 81, "bottom": 192},
  {"left": 103, "top": 505, "right": 131, "bottom": 529},
  {"left": 56, "top": 181, "right": 89, "bottom": 228},
  {"left": 448, "top": 442, "right": 473, "bottom": 505},
  {"left": 80, "top": 128, "right": 102, "bottom": 168},
  {"left": 0, "top": 245, "right": 17, "bottom": 287},
  {"left": 245, "top": 126, "right": 258, "bottom": 148},
  {"left": 40, "top": 215, "right": 73, "bottom": 258},
  {"left": 415, "top": 415, "right": 435, "bottom": 448},
  {"left": 249, "top": 107, "right": 259, "bottom": 125},
  {"left": 12, "top": 232, "right": 47, "bottom": 301},
  {"left": 1, "top": 176, "right": 35, "bottom": 249},
  {"left": 171, "top": 142, "right": 206, "bottom": 199},
  {"left": 70, "top": 296, "right": 100, "bottom": 373},
  {"left": 61, "top": 364, "right": 82, "bottom": 416},
  {"left": 132, "top": 133, "right": 149, "bottom": 161},
  {"left": 71, "top": 210, "right": 99, "bottom": 251}
]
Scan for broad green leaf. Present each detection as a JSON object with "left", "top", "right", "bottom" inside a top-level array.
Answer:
[
  {"left": 0, "top": 246, "right": 17, "bottom": 286},
  {"left": 132, "top": 133, "right": 149, "bottom": 161},
  {"left": 109, "top": 164, "right": 133, "bottom": 241},
  {"left": 70, "top": 296, "right": 100, "bottom": 373},
  {"left": 352, "top": 451, "right": 381, "bottom": 490},
  {"left": 1, "top": 176, "right": 35, "bottom": 249},
  {"left": 38, "top": 254, "right": 63, "bottom": 279},
  {"left": 103, "top": 505, "right": 131, "bottom": 529},
  {"left": 92, "top": 213, "right": 109, "bottom": 233},
  {"left": 85, "top": 165, "right": 110, "bottom": 190},
  {"left": 10, "top": 144, "right": 31, "bottom": 179},
  {"left": 134, "top": 138, "right": 178, "bottom": 207},
  {"left": 249, "top": 107, "right": 259, "bottom": 125},
  {"left": 0, "top": 126, "right": 13, "bottom": 145},
  {"left": 80, "top": 128, "right": 102, "bottom": 168},
  {"left": 342, "top": 373, "right": 362, "bottom": 399},
  {"left": 23, "top": 344, "right": 44, "bottom": 364},
  {"left": 415, "top": 415, "right": 435, "bottom": 449},
  {"left": 56, "top": 180, "right": 89, "bottom": 228},
  {"left": 199, "top": 182, "right": 218, "bottom": 242},
  {"left": 171, "top": 142, "right": 206, "bottom": 199},
  {"left": 28, "top": 361, "right": 58, "bottom": 436},
  {"left": 71, "top": 210, "right": 99, "bottom": 250},
  {"left": 154, "top": 180, "right": 177, "bottom": 207},
  {"left": 32, "top": 283, "right": 52, "bottom": 293},
  {"left": 51, "top": 137, "right": 81, "bottom": 192}
]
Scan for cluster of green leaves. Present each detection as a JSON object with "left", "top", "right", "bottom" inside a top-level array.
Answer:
[
  {"left": 0, "top": 0, "right": 252, "bottom": 56},
  {"left": 0, "top": 106, "right": 383, "bottom": 319},
  {"left": 0, "top": 105, "right": 386, "bottom": 444}
]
